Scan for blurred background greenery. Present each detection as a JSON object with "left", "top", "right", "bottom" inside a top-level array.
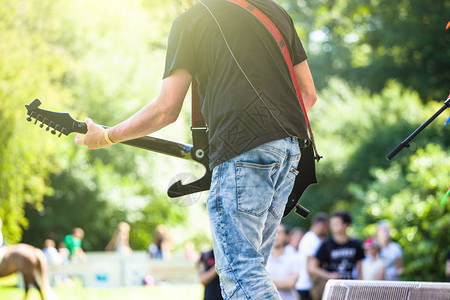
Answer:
[{"left": 0, "top": 0, "right": 449, "bottom": 282}]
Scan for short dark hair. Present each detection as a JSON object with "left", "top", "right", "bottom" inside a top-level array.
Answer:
[
  {"left": 330, "top": 211, "right": 352, "bottom": 225},
  {"left": 311, "top": 212, "right": 328, "bottom": 225}
]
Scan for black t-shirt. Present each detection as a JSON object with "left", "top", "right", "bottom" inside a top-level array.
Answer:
[
  {"left": 164, "top": 0, "right": 309, "bottom": 169},
  {"left": 315, "top": 238, "right": 365, "bottom": 280},
  {"left": 199, "top": 250, "right": 223, "bottom": 300}
]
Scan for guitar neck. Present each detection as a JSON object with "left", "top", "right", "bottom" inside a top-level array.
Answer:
[
  {"left": 76, "top": 121, "right": 194, "bottom": 161},
  {"left": 120, "top": 135, "right": 194, "bottom": 161},
  {"left": 25, "top": 100, "right": 197, "bottom": 163}
]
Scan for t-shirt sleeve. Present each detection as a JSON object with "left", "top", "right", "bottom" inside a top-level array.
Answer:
[
  {"left": 288, "top": 16, "right": 307, "bottom": 66},
  {"left": 355, "top": 240, "right": 365, "bottom": 261},
  {"left": 315, "top": 241, "right": 328, "bottom": 263},
  {"left": 301, "top": 234, "right": 321, "bottom": 257},
  {"left": 198, "top": 252, "right": 206, "bottom": 264},
  {"left": 163, "top": 19, "right": 197, "bottom": 79}
]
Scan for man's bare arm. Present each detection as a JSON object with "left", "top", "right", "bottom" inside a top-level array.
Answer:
[
  {"left": 445, "top": 257, "right": 450, "bottom": 277},
  {"left": 75, "top": 69, "right": 192, "bottom": 149},
  {"left": 294, "top": 60, "right": 317, "bottom": 113},
  {"left": 272, "top": 272, "right": 298, "bottom": 290},
  {"left": 197, "top": 262, "right": 219, "bottom": 286},
  {"left": 307, "top": 256, "right": 340, "bottom": 280}
]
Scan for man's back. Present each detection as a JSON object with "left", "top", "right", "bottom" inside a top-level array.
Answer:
[{"left": 165, "top": 0, "right": 309, "bottom": 169}]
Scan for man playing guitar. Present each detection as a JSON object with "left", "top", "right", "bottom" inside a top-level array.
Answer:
[{"left": 75, "top": 0, "right": 317, "bottom": 298}]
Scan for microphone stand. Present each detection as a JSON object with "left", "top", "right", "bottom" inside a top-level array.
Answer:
[{"left": 386, "top": 92, "right": 450, "bottom": 161}]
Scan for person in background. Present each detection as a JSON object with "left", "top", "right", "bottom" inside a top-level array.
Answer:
[
  {"left": 105, "top": 221, "right": 133, "bottom": 256},
  {"left": 308, "top": 211, "right": 364, "bottom": 291},
  {"left": 376, "top": 221, "right": 403, "bottom": 280},
  {"left": 42, "top": 239, "right": 63, "bottom": 265},
  {"left": 198, "top": 248, "right": 223, "bottom": 300},
  {"left": 285, "top": 227, "right": 305, "bottom": 255},
  {"left": 58, "top": 244, "right": 70, "bottom": 264},
  {"left": 184, "top": 241, "right": 200, "bottom": 261},
  {"left": 361, "top": 237, "right": 385, "bottom": 280},
  {"left": 445, "top": 249, "right": 450, "bottom": 281},
  {"left": 267, "top": 224, "right": 300, "bottom": 300},
  {"left": 295, "top": 213, "right": 329, "bottom": 300},
  {"left": 0, "top": 217, "right": 4, "bottom": 248},
  {"left": 148, "top": 224, "right": 173, "bottom": 260},
  {"left": 61, "top": 227, "right": 86, "bottom": 262}
]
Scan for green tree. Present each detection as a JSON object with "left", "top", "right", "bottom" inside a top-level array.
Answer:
[
  {"left": 0, "top": 0, "right": 75, "bottom": 243},
  {"left": 352, "top": 144, "right": 449, "bottom": 281},
  {"left": 284, "top": 0, "right": 450, "bottom": 101},
  {"left": 15, "top": 0, "right": 192, "bottom": 249},
  {"left": 284, "top": 79, "right": 449, "bottom": 280}
]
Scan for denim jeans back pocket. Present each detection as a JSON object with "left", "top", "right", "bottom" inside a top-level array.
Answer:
[{"left": 235, "top": 161, "right": 280, "bottom": 216}]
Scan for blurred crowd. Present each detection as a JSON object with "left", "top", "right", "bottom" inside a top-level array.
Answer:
[
  {"left": 194, "top": 211, "right": 410, "bottom": 300},
  {"left": 1, "top": 215, "right": 450, "bottom": 300},
  {"left": 265, "top": 212, "right": 406, "bottom": 300}
]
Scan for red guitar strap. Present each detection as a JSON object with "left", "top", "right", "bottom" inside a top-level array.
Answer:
[
  {"left": 225, "top": 0, "right": 320, "bottom": 160},
  {"left": 191, "top": 81, "right": 206, "bottom": 129},
  {"left": 191, "top": 80, "right": 209, "bottom": 165}
]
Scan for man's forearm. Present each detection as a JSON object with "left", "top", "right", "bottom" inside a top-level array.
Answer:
[
  {"left": 272, "top": 273, "right": 298, "bottom": 290},
  {"left": 75, "top": 69, "right": 191, "bottom": 150},
  {"left": 294, "top": 60, "right": 317, "bottom": 113},
  {"left": 109, "top": 100, "right": 175, "bottom": 144},
  {"left": 198, "top": 265, "right": 218, "bottom": 286}
]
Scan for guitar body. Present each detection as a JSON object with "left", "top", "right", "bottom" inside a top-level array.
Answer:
[{"left": 283, "top": 144, "right": 317, "bottom": 218}]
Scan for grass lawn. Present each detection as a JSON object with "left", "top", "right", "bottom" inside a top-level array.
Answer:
[{"left": 0, "top": 275, "right": 204, "bottom": 300}]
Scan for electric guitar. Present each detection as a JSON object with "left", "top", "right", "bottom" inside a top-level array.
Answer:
[
  {"left": 25, "top": 99, "right": 313, "bottom": 218},
  {"left": 25, "top": 99, "right": 211, "bottom": 198}
]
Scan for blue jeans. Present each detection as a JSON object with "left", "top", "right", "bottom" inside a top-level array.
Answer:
[{"left": 207, "top": 137, "right": 301, "bottom": 299}]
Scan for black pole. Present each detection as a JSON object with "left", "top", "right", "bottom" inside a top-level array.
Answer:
[{"left": 386, "top": 93, "right": 450, "bottom": 161}]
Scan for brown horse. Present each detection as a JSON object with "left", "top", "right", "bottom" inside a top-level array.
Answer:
[{"left": 0, "top": 243, "right": 56, "bottom": 300}]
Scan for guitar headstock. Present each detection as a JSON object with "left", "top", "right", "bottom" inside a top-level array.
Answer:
[{"left": 25, "top": 99, "right": 87, "bottom": 137}]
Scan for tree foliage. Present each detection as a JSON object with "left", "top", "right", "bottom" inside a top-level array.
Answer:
[
  {"left": 284, "top": 80, "right": 449, "bottom": 281},
  {"left": 2, "top": 0, "right": 192, "bottom": 250},
  {"left": 0, "top": 0, "right": 74, "bottom": 243},
  {"left": 284, "top": 0, "right": 450, "bottom": 100},
  {"left": 352, "top": 144, "right": 449, "bottom": 281}
]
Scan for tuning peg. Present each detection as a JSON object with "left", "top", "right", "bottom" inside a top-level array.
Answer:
[
  {"left": 39, "top": 122, "right": 44, "bottom": 128},
  {"left": 26, "top": 117, "right": 32, "bottom": 122},
  {"left": 48, "top": 122, "right": 56, "bottom": 133},
  {"left": 34, "top": 119, "right": 38, "bottom": 125},
  {"left": 60, "top": 128, "right": 68, "bottom": 137},
  {"left": 54, "top": 125, "right": 61, "bottom": 135},
  {"left": 58, "top": 132, "right": 62, "bottom": 138}
]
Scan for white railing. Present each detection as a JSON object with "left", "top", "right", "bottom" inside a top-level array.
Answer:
[{"left": 46, "top": 251, "right": 198, "bottom": 287}]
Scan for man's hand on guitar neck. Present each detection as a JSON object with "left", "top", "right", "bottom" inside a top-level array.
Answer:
[{"left": 75, "top": 118, "right": 112, "bottom": 149}]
